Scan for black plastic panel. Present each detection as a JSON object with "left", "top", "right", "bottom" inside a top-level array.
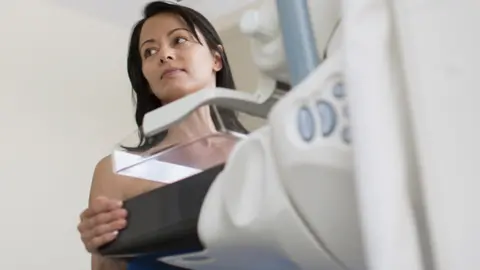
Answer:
[
  {"left": 98, "top": 164, "right": 224, "bottom": 257},
  {"left": 276, "top": 80, "right": 292, "bottom": 91}
]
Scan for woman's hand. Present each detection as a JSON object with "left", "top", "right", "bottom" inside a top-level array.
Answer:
[{"left": 77, "top": 196, "right": 128, "bottom": 253}]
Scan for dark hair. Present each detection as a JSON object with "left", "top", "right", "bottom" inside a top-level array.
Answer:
[{"left": 127, "top": 1, "right": 248, "bottom": 149}]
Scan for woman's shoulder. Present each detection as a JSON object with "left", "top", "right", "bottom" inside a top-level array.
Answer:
[
  {"left": 94, "top": 155, "right": 114, "bottom": 175},
  {"left": 89, "top": 155, "right": 126, "bottom": 202}
]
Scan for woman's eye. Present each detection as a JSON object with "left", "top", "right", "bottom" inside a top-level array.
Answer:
[
  {"left": 175, "top": 37, "right": 187, "bottom": 44},
  {"left": 144, "top": 48, "right": 158, "bottom": 58}
]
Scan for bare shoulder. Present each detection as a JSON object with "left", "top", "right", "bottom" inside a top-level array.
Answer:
[
  {"left": 89, "top": 155, "right": 126, "bottom": 204},
  {"left": 90, "top": 155, "right": 166, "bottom": 203}
]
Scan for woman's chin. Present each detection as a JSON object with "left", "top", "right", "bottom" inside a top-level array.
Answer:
[
  {"left": 157, "top": 89, "right": 197, "bottom": 103},
  {"left": 154, "top": 81, "right": 207, "bottom": 102}
]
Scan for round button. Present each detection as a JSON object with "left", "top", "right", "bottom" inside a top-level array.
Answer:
[
  {"left": 297, "top": 106, "right": 315, "bottom": 142},
  {"left": 333, "top": 82, "right": 345, "bottom": 99},
  {"left": 317, "top": 100, "right": 337, "bottom": 137},
  {"left": 342, "top": 126, "right": 351, "bottom": 144}
]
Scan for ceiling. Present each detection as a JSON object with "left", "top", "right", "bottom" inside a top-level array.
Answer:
[
  {"left": 178, "top": 0, "right": 257, "bottom": 25},
  {"left": 51, "top": 0, "right": 259, "bottom": 30}
]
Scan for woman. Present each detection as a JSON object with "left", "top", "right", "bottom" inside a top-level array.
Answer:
[{"left": 77, "top": 1, "right": 248, "bottom": 269}]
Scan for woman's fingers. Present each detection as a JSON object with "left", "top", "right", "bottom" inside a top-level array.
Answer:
[
  {"left": 79, "top": 208, "right": 127, "bottom": 235},
  {"left": 82, "top": 197, "right": 123, "bottom": 219},
  {"left": 90, "top": 208, "right": 127, "bottom": 229},
  {"left": 80, "top": 213, "right": 128, "bottom": 252},
  {"left": 81, "top": 218, "right": 127, "bottom": 244},
  {"left": 88, "top": 215, "right": 127, "bottom": 238},
  {"left": 78, "top": 197, "right": 126, "bottom": 253},
  {"left": 78, "top": 199, "right": 125, "bottom": 231},
  {"left": 86, "top": 231, "right": 119, "bottom": 252},
  {"left": 93, "top": 219, "right": 127, "bottom": 237}
]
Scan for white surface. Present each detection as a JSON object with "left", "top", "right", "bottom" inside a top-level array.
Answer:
[
  {"left": 391, "top": 1, "right": 480, "bottom": 269},
  {"left": 345, "top": 0, "right": 480, "bottom": 270},
  {"left": 142, "top": 85, "right": 275, "bottom": 136},
  {"left": 343, "top": 0, "right": 425, "bottom": 269},
  {"left": 113, "top": 151, "right": 200, "bottom": 184},
  {"left": 179, "top": 0, "right": 258, "bottom": 26},
  {"left": 50, "top": 0, "right": 259, "bottom": 30},
  {"left": 0, "top": 1, "right": 135, "bottom": 269}
]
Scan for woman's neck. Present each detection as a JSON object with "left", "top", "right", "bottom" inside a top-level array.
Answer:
[{"left": 164, "top": 105, "right": 217, "bottom": 144}]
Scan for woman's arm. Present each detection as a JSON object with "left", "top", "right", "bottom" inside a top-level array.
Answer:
[
  {"left": 89, "top": 156, "right": 127, "bottom": 270},
  {"left": 92, "top": 255, "right": 127, "bottom": 270}
]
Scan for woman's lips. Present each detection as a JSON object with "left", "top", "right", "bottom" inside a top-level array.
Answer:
[{"left": 161, "top": 68, "right": 184, "bottom": 79}]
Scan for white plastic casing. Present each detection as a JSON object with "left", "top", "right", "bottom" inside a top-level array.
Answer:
[
  {"left": 269, "top": 51, "right": 365, "bottom": 270},
  {"left": 158, "top": 49, "right": 365, "bottom": 270},
  {"left": 344, "top": 0, "right": 480, "bottom": 270}
]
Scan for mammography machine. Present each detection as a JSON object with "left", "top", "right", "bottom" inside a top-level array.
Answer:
[{"left": 99, "top": 0, "right": 480, "bottom": 269}]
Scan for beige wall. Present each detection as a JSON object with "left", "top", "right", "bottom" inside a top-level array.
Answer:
[
  {"left": 0, "top": 2, "right": 136, "bottom": 269},
  {"left": 221, "top": 26, "right": 259, "bottom": 92},
  {"left": 220, "top": 26, "right": 267, "bottom": 131}
]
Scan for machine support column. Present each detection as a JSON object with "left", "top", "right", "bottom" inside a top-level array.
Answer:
[{"left": 276, "top": 0, "right": 320, "bottom": 86}]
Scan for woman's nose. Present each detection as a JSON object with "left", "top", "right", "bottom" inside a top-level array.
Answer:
[
  {"left": 159, "top": 55, "right": 173, "bottom": 64},
  {"left": 158, "top": 48, "right": 175, "bottom": 64}
]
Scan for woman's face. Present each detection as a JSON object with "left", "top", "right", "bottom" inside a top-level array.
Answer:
[{"left": 139, "top": 13, "right": 223, "bottom": 103}]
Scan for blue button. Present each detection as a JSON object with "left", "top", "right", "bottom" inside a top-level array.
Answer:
[
  {"left": 297, "top": 107, "right": 315, "bottom": 142},
  {"left": 333, "top": 82, "right": 345, "bottom": 99},
  {"left": 317, "top": 100, "right": 337, "bottom": 137},
  {"left": 342, "top": 126, "right": 351, "bottom": 144}
]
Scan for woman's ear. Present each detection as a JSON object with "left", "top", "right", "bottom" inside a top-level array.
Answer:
[{"left": 212, "top": 45, "right": 224, "bottom": 72}]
